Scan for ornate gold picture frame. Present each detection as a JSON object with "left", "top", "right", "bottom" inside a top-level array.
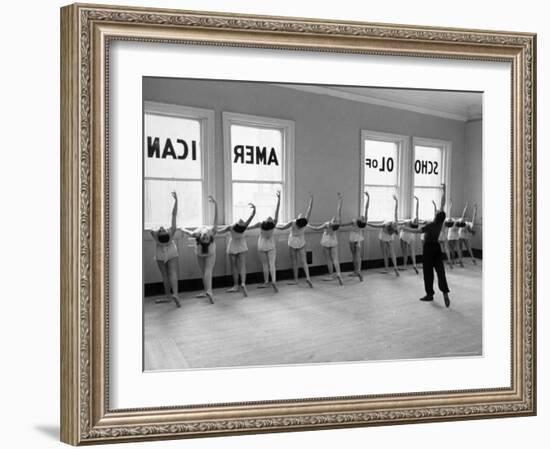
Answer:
[{"left": 60, "top": 3, "right": 536, "bottom": 445}]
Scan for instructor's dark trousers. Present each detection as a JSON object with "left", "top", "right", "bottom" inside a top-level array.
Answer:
[{"left": 422, "top": 242, "right": 450, "bottom": 296}]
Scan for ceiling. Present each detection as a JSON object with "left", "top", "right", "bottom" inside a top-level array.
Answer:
[{"left": 275, "top": 84, "right": 483, "bottom": 122}]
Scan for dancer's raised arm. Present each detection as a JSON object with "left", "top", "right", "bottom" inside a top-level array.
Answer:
[
  {"left": 414, "top": 196, "right": 420, "bottom": 222},
  {"left": 364, "top": 191, "right": 370, "bottom": 221},
  {"left": 440, "top": 183, "right": 447, "bottom": 214},
  {"left": 305, "top": 192, "right": 314, "bottom": 221},
  {"left": 243, "top": 203, "right": 256, "bottom": 228},
  {"left": 469, "top": 203, "right": 478, "bottom": 235},
  {"left": 209, "top": 196, "right": 218, "bottom": 237},
  {"left": 274, "top": 190, "right": 281, "bottom": 225},
  {"left": 461, "top": 202, "right": 469, "bottom": 220},
  {"left": 392, "top": 194, "right": 398, "bottom": 223},
  {"left": 337, "top": 192, "right": 343, "bottom": 223},
  {"left": 170, "top": 191, "right": 178, "bottom": 238}
]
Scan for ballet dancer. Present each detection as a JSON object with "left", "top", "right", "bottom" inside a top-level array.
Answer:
[
  {"left": 308, "top": 192, "right": 344, "bottom": 285},
  {"left": 398, "top": 195, "right": 420, "bottom": 274},
  {"left": 148, "top": 191, "right": 181, "bottom": 308},
  {"left": 404, "top": 183, "right": 451, "bottom": 307},
  {"left": 458, "top": 202, "right": 477, "bottom": 265},
  {"left": 447, "top": 201, "right": 464, "bottom": 267},
  {"left": 276, "top": 193, "right": 314, "bottom": 288},
  {"left": 341, "top": 191, "right": 370, "bottom": 282},
  {"left": 247, "top": 191, "right": 281, "bottom": 292},
  {"left": 367, "top": 194, "right": 400, "bottom": 277},
  {"left": 180, "top": 196, "right": 218, "bottom": 304},
  {"left": 217, "top": 203, "right": 256, "bottom": 297}
]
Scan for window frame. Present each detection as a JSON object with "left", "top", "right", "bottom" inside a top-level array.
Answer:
[
  {"left": 360, "top": 130, "right": 409, "bottom": 220},
  {"left": 411, "top": 136, "right": 452, "bottom": 218},
  {"left": 222, "top": 111, "right": 295, "bottom": 224},
  {"left": 143, "top": 101, "right": 216, "bottom": 228}
]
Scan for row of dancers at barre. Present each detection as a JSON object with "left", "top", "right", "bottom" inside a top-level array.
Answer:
[{"left": 149, "top": 190, "right": 477, "bottom": 306}]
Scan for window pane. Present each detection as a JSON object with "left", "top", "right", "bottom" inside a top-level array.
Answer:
[
  {"left": 144, "top": 113, "right": 202, "bottom": 179},
  {"left": 414, "top": 145, "right": 442, "bottom": 187},
  {"left": 414, "top": 187, "right": 442, "bottom": 221},
  {"left": 364, "top": 139, "right": 398, "bottom": 186},
  {"left": 363, "top": 185, "right": 397, "bottom": 222},
  {"left": 233, "top": 183, "right": 283, "bottom": 223},
  {"left": 230, "top": 125, "right": 283, "bottom": 182},
  {"left": 144, "top": 179, "right": 203, "bottom": 229}
]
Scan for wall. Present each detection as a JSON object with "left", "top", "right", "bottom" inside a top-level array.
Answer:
[
  {"left": 464, "top": 119, "right": 483, "bottom": 249},
  {"left": 143, "top": 78, "right": 477, "bottom": 285},
  {"left": 2, "top": 1, "right": 546, "bottom": 449}
]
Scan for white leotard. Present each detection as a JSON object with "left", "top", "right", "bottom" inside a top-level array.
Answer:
[
  {"left": 258, "top": 226, "right": 276, "bottom": 251},
  {"left": 379, "top": 221, "right": 396, "bottom": 242},
  {"left": 320, "top": 224, "right": 339, "bottom": 248},
  {"left": 154, "top": 240, "right": 179, "bottom": 262},
  {"left": 399, "top": 223, "right": 417, "bottom": 245},
  {"left": 228, "top": 227, "right": 248, "bottom": 254},
  {"left": 458, "top": 222, "right": 473, "bottom": 240},
  {"left": 288, "top": 222, "right": 307, "bottom": 249},
  {"left": 349, "top": 220, "right": 366, "bottom": 243},
  {"left": 447, "top": 221, "right": 460, "bottom": 241}
]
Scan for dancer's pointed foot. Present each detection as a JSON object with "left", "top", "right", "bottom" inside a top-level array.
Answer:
[
  {"left": 271, "top": 282, "right": 279, "bottom": 293},
  {"left": 206, "top": 291, "right": 214, "bottom": 304},
  {"left": 257, "top": 282, "right": 269, "bottom": 289},
  {"left": 336, "top": 274, "right": 343, "bottom": 286},
  {"left": 172, "top": 295, "right": 181, "bottom": 308},
  {"left": 306, "top": 279, "right": 313, "bottom": 288},
  {"left": 413, "top": 266, "right": 419, "bottom": 275},
  {"left": 226, "top": 286, "right": 239, "bottom": 293},
  {"left": 240, "top": 284, "right": 248, "bottom": 297},
  {"left": 443, "top": 293, "right": 451, "bottom": 308}
]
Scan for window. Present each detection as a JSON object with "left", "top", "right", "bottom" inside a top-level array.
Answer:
[
  {"left": 223, "top": 112, "right": 294, "bottom": 223},
  {"left": 361, "top": 131, "right": 408, "bottom": 221},
  {"left": 143, "top": 102, "right": 215, "bottom": 230},
  {"left": 412, "top": 138, "right": 451, "bottom": 220}
]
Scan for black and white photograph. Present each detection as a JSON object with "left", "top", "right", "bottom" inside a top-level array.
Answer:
[{"left": 142, "top": 78, "right": 483, "bottom": 371}]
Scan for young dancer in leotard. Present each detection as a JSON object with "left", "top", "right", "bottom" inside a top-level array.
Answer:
[
  {"left": 341, "top": 192, "right": 370, "bottom": 282},
  {"left": 148, "top": 191, "right": 181, "bottom": 308},
  {"left": 180, "top": 196, "right": 218, "bottom": 304},
  {"left": 397, "top": 196, "right": 421, "bottom": 274},
  {"left": 308, "top": 192, "right": 344, "bottom": 286},
  {"left": 217, "top": 203, "right": 256, "bottom": 297},
  {"left": 247, "top": 191, "right": 281, "bottom": 292},
  {"left": 276, "top": 193, "right": 314, "bottom": 288},
  {"left": 447, "top": 201, "right": 464, "bottom": 267},
  {"left": 458, "top": 202, "right": 477, "bottom": 265},
  {"left": 367, "top": 194, "right": 400, "bottom": 277}
]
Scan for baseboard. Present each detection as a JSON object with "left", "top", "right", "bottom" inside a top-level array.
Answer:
[{"left": 144, "top": 250, "right": 482, "bottom": 297}]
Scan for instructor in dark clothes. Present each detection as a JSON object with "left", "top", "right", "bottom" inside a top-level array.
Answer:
[{"left": 403, "top": 184, "right": 451, "bottom": 307}]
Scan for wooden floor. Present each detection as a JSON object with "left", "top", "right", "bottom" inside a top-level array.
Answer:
[{"left": 144, "top": 261, "right": 483, "bottom": 371}]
